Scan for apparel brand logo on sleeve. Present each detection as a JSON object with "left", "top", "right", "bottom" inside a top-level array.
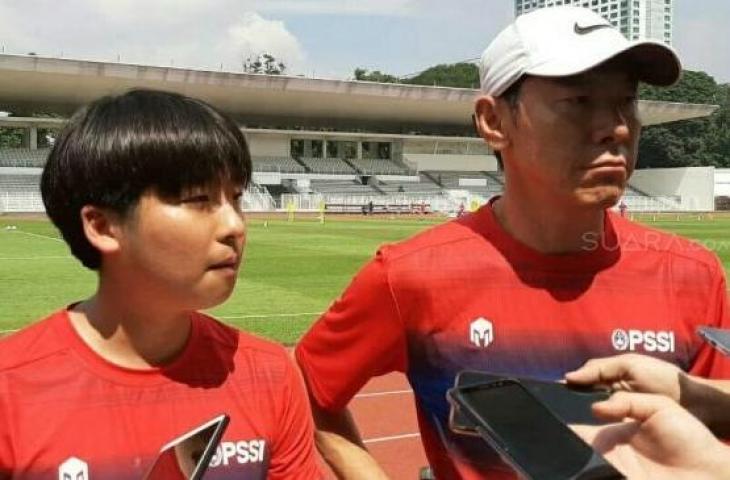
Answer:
[
  {"left": 611, "top": 329, "right": 676, "bottom": 353},
  {"left": 469, "top": 318, "right": 494, "bottom": 348},
  {"left": 58, "top": 457, "right": 88, "bottom": 480}
]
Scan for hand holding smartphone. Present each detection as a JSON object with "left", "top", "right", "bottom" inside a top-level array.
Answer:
[{"left": 448, "top": 379, "right": 624, "bottom": 480}]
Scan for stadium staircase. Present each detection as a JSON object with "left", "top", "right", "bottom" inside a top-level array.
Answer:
[
  {"left": 421, "top": 171, "right": 444, "bottom": 187},
  {"left": 291, "top": 156, "right": 311, "bottom": 172},
  {"left": 342, "top": 158, "right": 361, "bottom": 174}
]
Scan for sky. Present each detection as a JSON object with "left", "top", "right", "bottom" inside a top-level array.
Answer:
[{"left": 0, "top": 0, "right": 727, "bottom": 84}]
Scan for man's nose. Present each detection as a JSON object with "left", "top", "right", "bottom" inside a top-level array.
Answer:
[{"left": 592, "top": 103, "right": 634, "bottom": 145}]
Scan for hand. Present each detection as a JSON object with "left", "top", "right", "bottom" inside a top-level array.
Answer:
[
  {"left": 574, "top": 392, "right": 730, "bottom": 480},
  {"left": 565, "top": 354, "right": 684, "bottom": 402}
]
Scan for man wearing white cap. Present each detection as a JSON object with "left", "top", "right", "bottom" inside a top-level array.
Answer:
[{"left": 295, "top": 6, "right": 730, "bottom": 479}]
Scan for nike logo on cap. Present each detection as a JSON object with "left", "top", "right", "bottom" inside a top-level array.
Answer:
[{"left": 574, "top": 22, "right": 610, "bottom": 35}]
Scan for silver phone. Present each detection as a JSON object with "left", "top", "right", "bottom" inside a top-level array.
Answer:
[
  {"left": 143, "top": 414, "right": 230, "bottom": 480},
  {"left": 697, "top": 326, "right": 730, "bottom": 357}
]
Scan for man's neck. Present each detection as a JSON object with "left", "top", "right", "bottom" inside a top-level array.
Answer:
[
  {"left": 493, "top": 191, "right": 606, "bottom": 255},
  {"left": 69, "top": 283, "right": 193, "bottom": 369}
]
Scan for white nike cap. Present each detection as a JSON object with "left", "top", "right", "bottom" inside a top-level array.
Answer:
[{"left": 479, "top": 6, "right": 681, "bottom": 96}]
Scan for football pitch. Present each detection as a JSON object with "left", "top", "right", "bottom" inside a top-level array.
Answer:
[{"left": 2, "top": 213, "right": 730, "bottom": 344}]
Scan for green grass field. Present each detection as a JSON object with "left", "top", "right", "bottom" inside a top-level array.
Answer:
[
  {"left": 0, "top": 215, "right": 443, "bottom": 343},
  {"left": 2, "top": 213, "right": 730, "bottom": 343}
]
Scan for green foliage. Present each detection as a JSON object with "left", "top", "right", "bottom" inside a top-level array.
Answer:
[
  {"left": 354, "top": 68, "right": 399, "bottom": 83},
  {"left": 405, "top": 62, "right": 479, "bottom": 89},
  {"left": 243, "top": 53, "right": 286, "bottom": 75},
  {"left": 353, "top": 62, "right": 479, "bottom": 88},
  {"left": 0, "top": 128, "right": 24, "bottom": 148},
  {"left": 639, "top": 70, "right": 719, "bottom": 104},
  {"left": 638, "top": 71, "right": 729, "bottom": 168}
]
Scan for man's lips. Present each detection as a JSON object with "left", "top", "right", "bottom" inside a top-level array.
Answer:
[
  {"left": 583, "top": 159, "right": 628, "bottom": 171},
  {"left": 209, "top": 256, "right": 240, "bottom": 270}
]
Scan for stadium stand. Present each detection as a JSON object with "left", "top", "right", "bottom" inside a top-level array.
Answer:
[
  {"left": 349, "top": 158, "right": 412, "bottom": 175},
  {"left": 622, "top": 184, "right": 683, "bottom": 211},
  {"left": 426, "top": 170, "right": 504, "bottom": 196},
  {"left": 251, "top": 156, "right": 307, "bottom": 173},
  {"left": 310, "top": 179, "right": 379, "bottom": 195},
  {"left": 298, "top": 157, "right": 357, "bottom": 174},
  {"left": 378, "top": 176, "right": 443, "bottom": 195},
  {"left": 0, "top": 169, "right": 43, "bottom": 212},
  {"left": 0, "top": 148, "right": 51, "bottom": 168}
]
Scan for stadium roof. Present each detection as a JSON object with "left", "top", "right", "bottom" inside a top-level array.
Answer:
[{"left": 0, "top": 54, "right": 718, "bottom": 135}]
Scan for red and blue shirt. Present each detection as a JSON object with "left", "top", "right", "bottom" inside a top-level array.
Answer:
[{"left": 297, "top": 203, "right": 730, "bottom": 479}]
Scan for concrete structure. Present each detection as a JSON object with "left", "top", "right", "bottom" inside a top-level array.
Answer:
[
  {"left": 630, "top": 167, "right": 715, "bottom": 211},
  {"left": 0, "top": 54, "right": 720, "bottom": 213},
  {"left": 515, "top": 0, "right": 673, "bottom": 45}
]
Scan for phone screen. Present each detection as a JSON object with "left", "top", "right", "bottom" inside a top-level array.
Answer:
[
  {"left": 144, "top": 414, "right": 230, "bottom": 480},
  {"left": 454, "top": 380, "right": 620, "bottom": 480},
  {"left": 450, "top": 371, "right": 610, "bottom": 435}
]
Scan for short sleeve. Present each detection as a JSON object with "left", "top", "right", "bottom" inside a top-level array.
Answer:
[
  {"left": 295, "top": 251, "right": 408, "bottom": 411},
  {"left": 689, "top": 261, "right": 730, "bottom": 378},
  {"left": 0, "top": 374, "right": 13, "bottom": 479},
  {"left": 267, "top": 357, "right": 323, "bottom": 480}
]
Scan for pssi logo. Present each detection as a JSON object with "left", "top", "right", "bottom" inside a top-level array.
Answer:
[
  {"left": 58, "top": 457, "right": 88, "bottom": 480},
  {"left": 210, "top": 439, "right": 267, "bottom": 467},
  {"left": 611, "top": 329, "right": 675, "bottom": 353},
  {"left": 469, "top": 318, "right": 494, "bottom": 348}
]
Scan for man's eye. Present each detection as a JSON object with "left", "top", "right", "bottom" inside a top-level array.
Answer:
[{"left": 570, "top": 96, "right": 590, "bottom": 104}]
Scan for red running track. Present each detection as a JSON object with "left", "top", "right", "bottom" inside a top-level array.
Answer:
[{"left": 323, "top": 372, "right": 428, "bottom": 479}]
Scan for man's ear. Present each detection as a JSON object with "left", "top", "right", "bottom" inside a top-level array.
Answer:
[
  {"left": 474, "top": 95, "right": 511, "bottom": 152},
  {"left": 80, "top": 205, "right": 123, "bottom": 256}
]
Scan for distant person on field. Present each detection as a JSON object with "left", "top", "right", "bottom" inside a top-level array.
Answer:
[
  {"left": 619, "top": 199, "right": 628, "bottom": 217},
  {"left": 0, "top": 90, "right": 321, "bottom": 479},
  {"left": 294, "top": 7, "right": 730, "bottom": 479}
]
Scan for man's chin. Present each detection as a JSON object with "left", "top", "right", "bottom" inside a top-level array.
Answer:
[{"left": 576, "top": 187, "right": 624, "bottom": 210}]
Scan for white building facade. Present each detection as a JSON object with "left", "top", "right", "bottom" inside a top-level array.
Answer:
[{"left": 514, "top": 0, "right": 673, "bottom": 45}]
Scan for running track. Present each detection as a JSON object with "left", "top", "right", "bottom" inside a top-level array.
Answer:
[{"left": 323, "top": 372, "right": 427, "bottom": 479}]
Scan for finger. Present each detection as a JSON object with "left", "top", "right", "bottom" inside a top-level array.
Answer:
[
  {"left": 592, "top": 391, "right": 678, "bottom": 422},
  {"left": 565, "top": 356, "right": 635, "bottom": 385}
]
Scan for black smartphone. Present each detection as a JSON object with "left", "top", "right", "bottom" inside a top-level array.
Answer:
[
  {"left": 697, "top": 326, "right": 730, "bottom": 357},
  {"left": 448, "top": 379, "right": 624, "bottom": 480},
  {"left": 449, "top": 370, "right": 610, "bottom": 435},
  {"left": 143, "top": 414, "right": 230, "bottom": 480}
]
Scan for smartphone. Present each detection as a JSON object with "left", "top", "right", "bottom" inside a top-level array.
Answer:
[
  {"left": 449, "top": 371, "right": 610, "bottom": 435},
  {"left": 144, "top": 414, "right": 230, "bottom": 480},
  {"left": 448, "top": 379, "right": 624, "bottom": 480},
  {"left": 697, "top": 326, "right": 730, "bottom": 357}
]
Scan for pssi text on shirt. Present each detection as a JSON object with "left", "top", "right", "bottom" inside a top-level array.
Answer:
[
  {"left": 612, "top": 329, "right": 675, "bottom": 353},
  {"left": 210, "top": 439, "right": 267, "bottom": 467}
]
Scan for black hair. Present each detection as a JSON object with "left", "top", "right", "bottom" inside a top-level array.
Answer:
[{"left": 41, "top": 89, "right": 252, "bottom": 270}]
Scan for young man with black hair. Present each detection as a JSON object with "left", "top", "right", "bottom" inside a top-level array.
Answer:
[
  {"left": 295, "top": 7, "right": 730, "bottom": 479},
  {"left": 0, "top": 89, "right": 321, "bottom": 479}
]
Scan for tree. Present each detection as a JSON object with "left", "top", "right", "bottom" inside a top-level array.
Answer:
[
  {"left": 637, "top": 71, "right": 728, "bottom": 169},
  {"left": 243, "top": 53, "right": 286, "bottom": 75},
  {"left": 404, "top": 62, "right": 479, "bottom": 89},
  {"left": 353, "top": 68, "right": 399, "bottom": 83},
  {"left": 352, "top": 62, "right": 479, "bottom": 88}
]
